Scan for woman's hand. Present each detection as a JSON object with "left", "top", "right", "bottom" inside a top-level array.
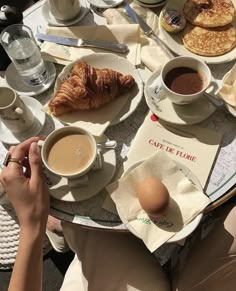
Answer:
[
  {"left": 0, "top": 137, "right": 49, "bottom": 235},
  {"left": 1, "top": 137, "right": 50, "bottom": 291}
]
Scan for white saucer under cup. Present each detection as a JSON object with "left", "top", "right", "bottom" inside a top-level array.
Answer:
[
  {"left": 45, "top": 136, "right": 116, "bottom": 202},
  {"left": 144, "top": 67, "right": 216, "bottom": 125},
  {"left": 5, "top": 61, "right": 56, "bottom": 96},
  {"left": 87, "top": 0, "right": 124, "bottom": 9}
]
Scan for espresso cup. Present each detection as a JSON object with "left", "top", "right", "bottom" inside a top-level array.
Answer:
[
  {"left": 48, "top": 0, "right": 80, "bottom": 21},
  {"left": 160, "top": 56, "right": 212, "bottom": 105},
  {"left": 41, "top": 126, "right": 97, "bottom": 179},
  {"left": 0, "top": 86, "right": 34, "bottom": 133}
]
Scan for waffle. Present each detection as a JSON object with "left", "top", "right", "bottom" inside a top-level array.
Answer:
[
  {"left": 182, "top": 23, "right": 236, "bottom": 56},
  {"left": 183, "top": 0, "right": 236, "bottom": 28}
]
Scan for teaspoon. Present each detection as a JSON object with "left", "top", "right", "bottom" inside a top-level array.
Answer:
[{"left": 97, "top": 140, "right": 117, "bottom": 149}]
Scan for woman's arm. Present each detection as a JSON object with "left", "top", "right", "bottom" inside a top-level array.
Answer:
[
  {"left": 9, "top": 228, "right": 44, "bottom": 291},
  {"left": 0, "top": 137, "right": 49, "bottom": 291}
]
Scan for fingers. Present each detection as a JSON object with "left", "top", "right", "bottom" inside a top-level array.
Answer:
[
  {"left": 7, "top": 137, "right": 41, "bottom": 172},
  {"left": 28, "top": 142, "right": 43, "bottom": 185}
]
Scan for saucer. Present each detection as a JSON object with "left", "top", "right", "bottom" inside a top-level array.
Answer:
[
  {"left": 144, "top": 68, "right": 216, "bottom": 125},
  {"left": 136, "top": 0, "right": 167, "bottom": 8},
  {"left": 0, "top": 96, "right": 46, "bottom": 145},
  {"left": 45, "top": 138, "right": 116, "bottom": 202},
  {"left": 5, "top": 61, "right": 56, "bottom": 97},
  {"left": 87, "top": 0, "right": 123, "bottom": 9},
  {"left": 123, "top": 160, "right": 203, "bottom": 243},
  {"left": 42, "top": 0, "right": 89, "bottom": 27}
]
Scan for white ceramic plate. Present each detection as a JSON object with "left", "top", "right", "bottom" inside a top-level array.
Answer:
[
  {"left": 158, "top": 0, "right": 236, "bottom": 64},
  {"left": 123, "top": 159, "right": 203, "bottom": 243},
  {"left": 46, "top": 53, "right": 143, "bottom": 128},
  {"left": 5, "top": 61, "right": 56, "bottom": 97},
  {"left": 136, "top": 0, "right": 167, "bottom": 8},
  {"left": 41, "top": 0, "right": 89, "bottom": 27},
  {"left": 0, "top": 96, "right": 46, "bottom": 145},
  {"left": 45, "top": 138, "right": 116, "bottom": 202},
  {"left": 87, "top": 0, "right": 123, "bottom": 9},
  {"left": 144, "top": 67, "right": 216, "bottom": 125}
]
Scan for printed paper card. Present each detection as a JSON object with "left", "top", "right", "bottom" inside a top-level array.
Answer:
[{"left": 124, "top": 112, "right": 222, "bottom": 189}]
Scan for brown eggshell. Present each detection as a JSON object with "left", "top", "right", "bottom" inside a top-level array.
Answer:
[{"left": 137, "top": 177, "right": 170, "bottom": 218}]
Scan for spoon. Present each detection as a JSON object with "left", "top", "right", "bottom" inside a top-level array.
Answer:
[{"left": 97, "top": 140, "right": 117, "bottom": 149}]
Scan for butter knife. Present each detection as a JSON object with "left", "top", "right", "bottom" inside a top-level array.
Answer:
[
  {"left": 36, "top": 33, "right": 129, "bottom": 54},
  {"left": 124, "top": 3, "right": 174, "bottom": 59}
]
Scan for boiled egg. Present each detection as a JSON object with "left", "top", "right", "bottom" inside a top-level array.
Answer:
[{"left": 137, "top": 177, "right": 170, "bottom": 218}]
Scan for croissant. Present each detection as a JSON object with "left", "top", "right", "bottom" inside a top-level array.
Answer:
[{"left": 49, "top": 61, "right": 135, "bottom": 116}]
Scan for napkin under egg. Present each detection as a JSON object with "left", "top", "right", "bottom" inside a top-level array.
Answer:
[{"left": 106, "top": 151, "right": 210, "bottom": 252}]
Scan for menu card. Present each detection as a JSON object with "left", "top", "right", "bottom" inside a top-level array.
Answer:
[{"left": 123, "top": 112, "right": 222, "bottom": 189}]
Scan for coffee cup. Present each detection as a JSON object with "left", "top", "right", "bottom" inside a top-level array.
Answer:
[
  {"left": 0, "top": 86, "right": 34, "bottom": 133},
  {"left": 48, "top": 0, "right": 80, "bottom": 21},
  {"left": 160, "top": 56, "right": 212, "bottom": 105},
  {"left": 41, "top": 126, "right": 97, "bottom": 179}
]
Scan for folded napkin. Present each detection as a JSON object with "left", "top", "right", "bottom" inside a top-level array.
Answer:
[
  {"left": 103, "top": 2, "right": 170, "bottom": 72},
  {"left": 218, "top": 63, "right": 236, "bottom": 108},
  {"left": 106, "top": 151, "right": 210, "bottom": 252},
  {"left": 40, "top": 24, "right": 141, "bottom": 66}
]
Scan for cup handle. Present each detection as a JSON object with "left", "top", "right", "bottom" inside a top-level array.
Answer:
[
  {"left": 37, "top": 140, "right": 44, "bottom": 148},
  {"left": 206, "top": 77, "right": 219, "bottom": 95},
  {"left": 15, "top": 107, "right": 24, "bottom": 115}
]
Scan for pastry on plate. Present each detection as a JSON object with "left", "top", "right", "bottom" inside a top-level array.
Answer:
[
  {"left": 49, "top": 61, "right": 135, "bottom": 116},
  {"left": 182, "top": 23, "right": 236, "bottom": 56},
  {"left": 183, "top": 0, "right": 236, "bottom": 28}
]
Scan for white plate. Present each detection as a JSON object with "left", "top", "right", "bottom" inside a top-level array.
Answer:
[
  {"left": 45, "top": 138, "right": 116, "bottom": 202},
  {"left": 144, "top": 67, "right": 216, "bottom": 125},
  {"left": 47, "top": 53, "right": 143, "bottom": 128},
  {"left": 158, "top": 0, "right": 236, "bottom": 64},
  {"left": 136, "top": 0, "right": 167, "bottom": 8},
  {"left": 41, "top": 0, "right": 89, "bottom": 27},
  {"left": 5, "top": 61, "right": 56, "bottom": 97},
  {"left": 87, "top": 0, "right": 123, "bottom": 9},
  {"left": 123, "top": 160, "right": 203, "bottom": 243},
  {"left": 0, "top": 96, "right": 46, "bottom": 145}
]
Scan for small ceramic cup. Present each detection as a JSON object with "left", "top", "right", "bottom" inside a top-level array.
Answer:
[
  {"left": 0, "top": 86, "right": 34, "bottom": 133},
  {"left": 40, "top": 126, "right": 97, "bottom": 180},
  {"left": 48, "top": 0, "right": 80, "bottom": 21},
  {"left": 160, "top": 56, "right": 212, "bottom": 105}
]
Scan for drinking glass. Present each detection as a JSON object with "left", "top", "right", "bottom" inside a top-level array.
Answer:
[{"left": 0, "top": 24, "right": 48, "bottom": 86}]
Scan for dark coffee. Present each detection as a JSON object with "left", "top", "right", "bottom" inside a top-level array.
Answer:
[{"left": 164, "top": 67, "right": 204, "bottom": 95}]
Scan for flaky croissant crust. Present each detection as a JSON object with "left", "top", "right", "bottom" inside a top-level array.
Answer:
[{"left": 49, "top": 61, "right": 135, "bottom": 116}]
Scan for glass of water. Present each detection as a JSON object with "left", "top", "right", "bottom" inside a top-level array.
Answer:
[{"left": 0, "top": 24, "right": 47, "bottom": 86}]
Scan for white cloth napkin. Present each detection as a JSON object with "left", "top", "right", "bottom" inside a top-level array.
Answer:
[
  {"left": 103, "top": 3, "right": 170, "bottom": 72},
  {"left": 218, "top": 63, "right": 236, "bottom": 108},
  {"left": 40, "top": 24, "right": 141, "bottom": 66},
  {"left": 106, "top": 151, "right": 210, "bottom": 252}
]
